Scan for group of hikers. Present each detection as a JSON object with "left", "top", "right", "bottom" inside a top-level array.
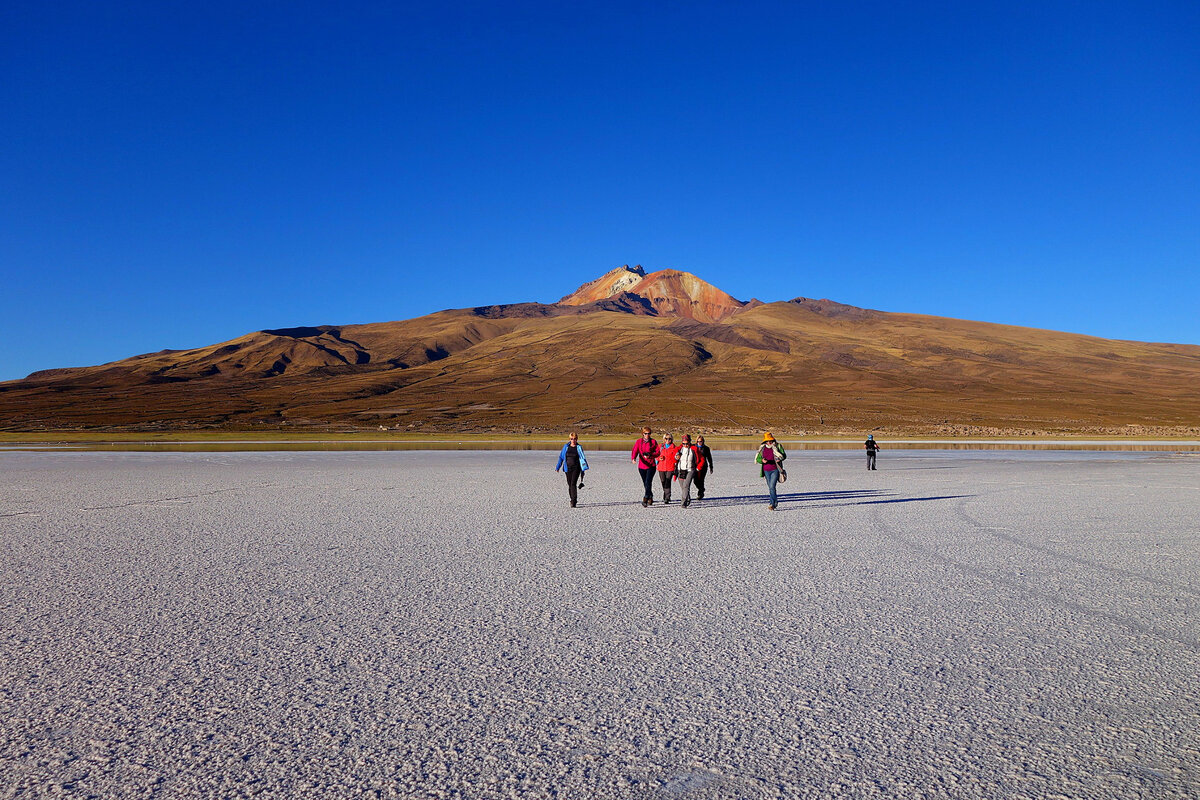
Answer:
[
  {"left": 629, "top": 427, "right": 715, "bottom": 508},
  {"left": 556, "top": 429, "right": 882, "bottom": 510}
]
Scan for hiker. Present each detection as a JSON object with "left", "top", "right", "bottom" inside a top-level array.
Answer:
[
  {"left": 675, "top": 434, "right": 704, "bottom": 508},
  {"left": 555, "top": 432, "right": 589, "bottom": 508},
  {"left": 865, "top": 434, "right": 880, "bottom": 470},
  {"left": 631, "top": 427, "right": 661, "bottom": 506},
  {"left": 656, "top": 433, "right": 681, "bottom": 504},
  {"left": 755, "top": 432, "right": 787, "bottom": 510},
  {"left": 694, "top": 435, "right": 714, "bottom": 500}
]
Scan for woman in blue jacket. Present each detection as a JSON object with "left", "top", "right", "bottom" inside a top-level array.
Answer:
[{"left": 555, "top": 432, "right": 590, "bottom": 508}]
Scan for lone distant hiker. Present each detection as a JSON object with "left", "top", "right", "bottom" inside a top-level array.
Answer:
[
  {"left": 555, "top": 432, "right": 589, "bottom": 508},
  {"left": 865, "top": 434, "right": 880, "bottom": 470},
  {"left": 631, "top": 427, "right": 661, "bottom": 506},
  {"left": 694, "top": 435, "right": 714, "bottom": 500},
  {"left": 675, "top": 434, "right": 704, "bottom": 508},
  {"left": 656, "top": 434, "right": 682, "bottom": 504},
  {"left": 755, "top": 432, "right": 787, "bottom": 511}
]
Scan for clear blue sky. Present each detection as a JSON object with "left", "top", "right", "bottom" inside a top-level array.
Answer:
[{"left": 3, "top": 1, "right": 1198, "bottom": 380}]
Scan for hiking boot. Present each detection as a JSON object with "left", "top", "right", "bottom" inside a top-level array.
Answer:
[
  {"left": 642, "top": 498, "right": 649, "bottom": 507},
  {"left": 570, "top": 501, "right": 576, "bottom": 508},
  {"left": 682, "top": 499, "right": 690, "bottom": 508}
]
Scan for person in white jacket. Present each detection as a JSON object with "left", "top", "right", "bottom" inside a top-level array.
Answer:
[{"left": 675, "top": 433, "right": 701, "bottom": 508}]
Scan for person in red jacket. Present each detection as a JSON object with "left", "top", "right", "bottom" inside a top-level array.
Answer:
[
  {"left": 656, "top": 433, "right": 682, "bottom": 504},
  {"left": 630, "top": 426, "right": 660, "bottom": 507}
]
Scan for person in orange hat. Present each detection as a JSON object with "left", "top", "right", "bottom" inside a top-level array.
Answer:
[{"left": 754, "top": 432, "right": 787, "bottom": 510}]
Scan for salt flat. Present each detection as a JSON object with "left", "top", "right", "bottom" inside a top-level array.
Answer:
[{"left": 1, "top": 450, "right": 1197, "bottom": 799}]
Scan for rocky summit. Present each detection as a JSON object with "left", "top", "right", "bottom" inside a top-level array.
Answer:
[
  {"left": 559, "top": 265, "right": 745, "bottom": 323},
  {"left": 2, "top": 267, "right": 1199, "bottom": 435},
  {"left": 558, "top": 264, "right": 648, "bottom": 304}
]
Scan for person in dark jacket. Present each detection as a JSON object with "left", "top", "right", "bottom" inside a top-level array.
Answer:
[
  {"left": 865, "top": 434, "right": 879, "bottom": 470},
  {"left": 694, "top": 435, "right": 714, "bottom": 500},
  {"left": 555, "top": 432, "right": 590, "bottom": 507},
  {"left": 630, "top": 427, "right": 660, "bottom": 506}
]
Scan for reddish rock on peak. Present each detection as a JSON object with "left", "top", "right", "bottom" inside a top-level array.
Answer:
[
  {"left": 558, "top": 265, "right": 745, "bottom": 322},
  {"left": 625, "top": 269, "right": 745, "bottom": 322},
  {"left": 558, "top": 265, "right": 647, "bottom": 305}
]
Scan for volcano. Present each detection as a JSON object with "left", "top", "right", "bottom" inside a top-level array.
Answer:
[{"left": 2, "top": 266, "right": 1198, "bottom": 435}]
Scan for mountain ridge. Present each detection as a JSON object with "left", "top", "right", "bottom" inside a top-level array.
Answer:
[{"left": 2, "top": 266, "right": 1198, "bottom": 435}]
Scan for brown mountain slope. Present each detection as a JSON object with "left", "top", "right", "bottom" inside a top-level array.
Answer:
[{"left": 2, "top": 269, "right": 1198, "bottom": 434}]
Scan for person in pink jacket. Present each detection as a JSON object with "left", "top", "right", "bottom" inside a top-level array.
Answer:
[{"left": 631, "top": 426, "right": 661, "bottom": 506}]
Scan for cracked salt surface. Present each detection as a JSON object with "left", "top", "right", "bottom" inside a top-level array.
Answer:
[{"left": 0, "top": 450, "right": 1197, "bottom": 798}]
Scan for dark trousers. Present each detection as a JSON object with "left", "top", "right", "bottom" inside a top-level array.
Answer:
[
  {"left": 694, "top": 468, "right": 707, "bottom": 498},
  {"left": 566, "top": 465, "right": 581, "bottom": 504},
  {"left": 639, "top": 467, "right": 656, "bottom": 501},
  {"left": 867, "top": 451, "right": 876, "bottom": 470},
  {"left": 658, "top": 470, "right": 674, "bottom": 502}
]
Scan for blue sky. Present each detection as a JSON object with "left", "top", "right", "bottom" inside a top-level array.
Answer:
[{"left": 2, "top": 1, "right": 1198, "bottom": 380}]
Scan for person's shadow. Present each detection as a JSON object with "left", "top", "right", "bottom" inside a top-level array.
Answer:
[{"left": 581, "top": 489, "right": 972, "bottom": 510}]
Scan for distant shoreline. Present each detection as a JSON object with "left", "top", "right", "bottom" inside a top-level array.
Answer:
[
  {"left": 2, "top": 430, "right": 1197, "bottom": 442},
  {"left": 2, "top": 431, "right": 1198, "bottom": 453}
]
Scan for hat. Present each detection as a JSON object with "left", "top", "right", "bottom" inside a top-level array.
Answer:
[
  {"left": 762, "top": 432, "right": 775, "bottom": 442},
  {"left": 867, "top": 434, "right": 873, "bottom": 439},
  {"left": 681, "top": 434, "right": 691, "bottom": 442}
]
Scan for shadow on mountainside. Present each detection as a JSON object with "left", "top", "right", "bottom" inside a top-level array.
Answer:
[{"left": 579, "top": 489, "right": 974, "bottom": 510}]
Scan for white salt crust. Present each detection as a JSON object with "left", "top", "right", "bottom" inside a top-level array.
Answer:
[{"left": 0, "top": 450, "right": 1197, "bottom": 798}]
